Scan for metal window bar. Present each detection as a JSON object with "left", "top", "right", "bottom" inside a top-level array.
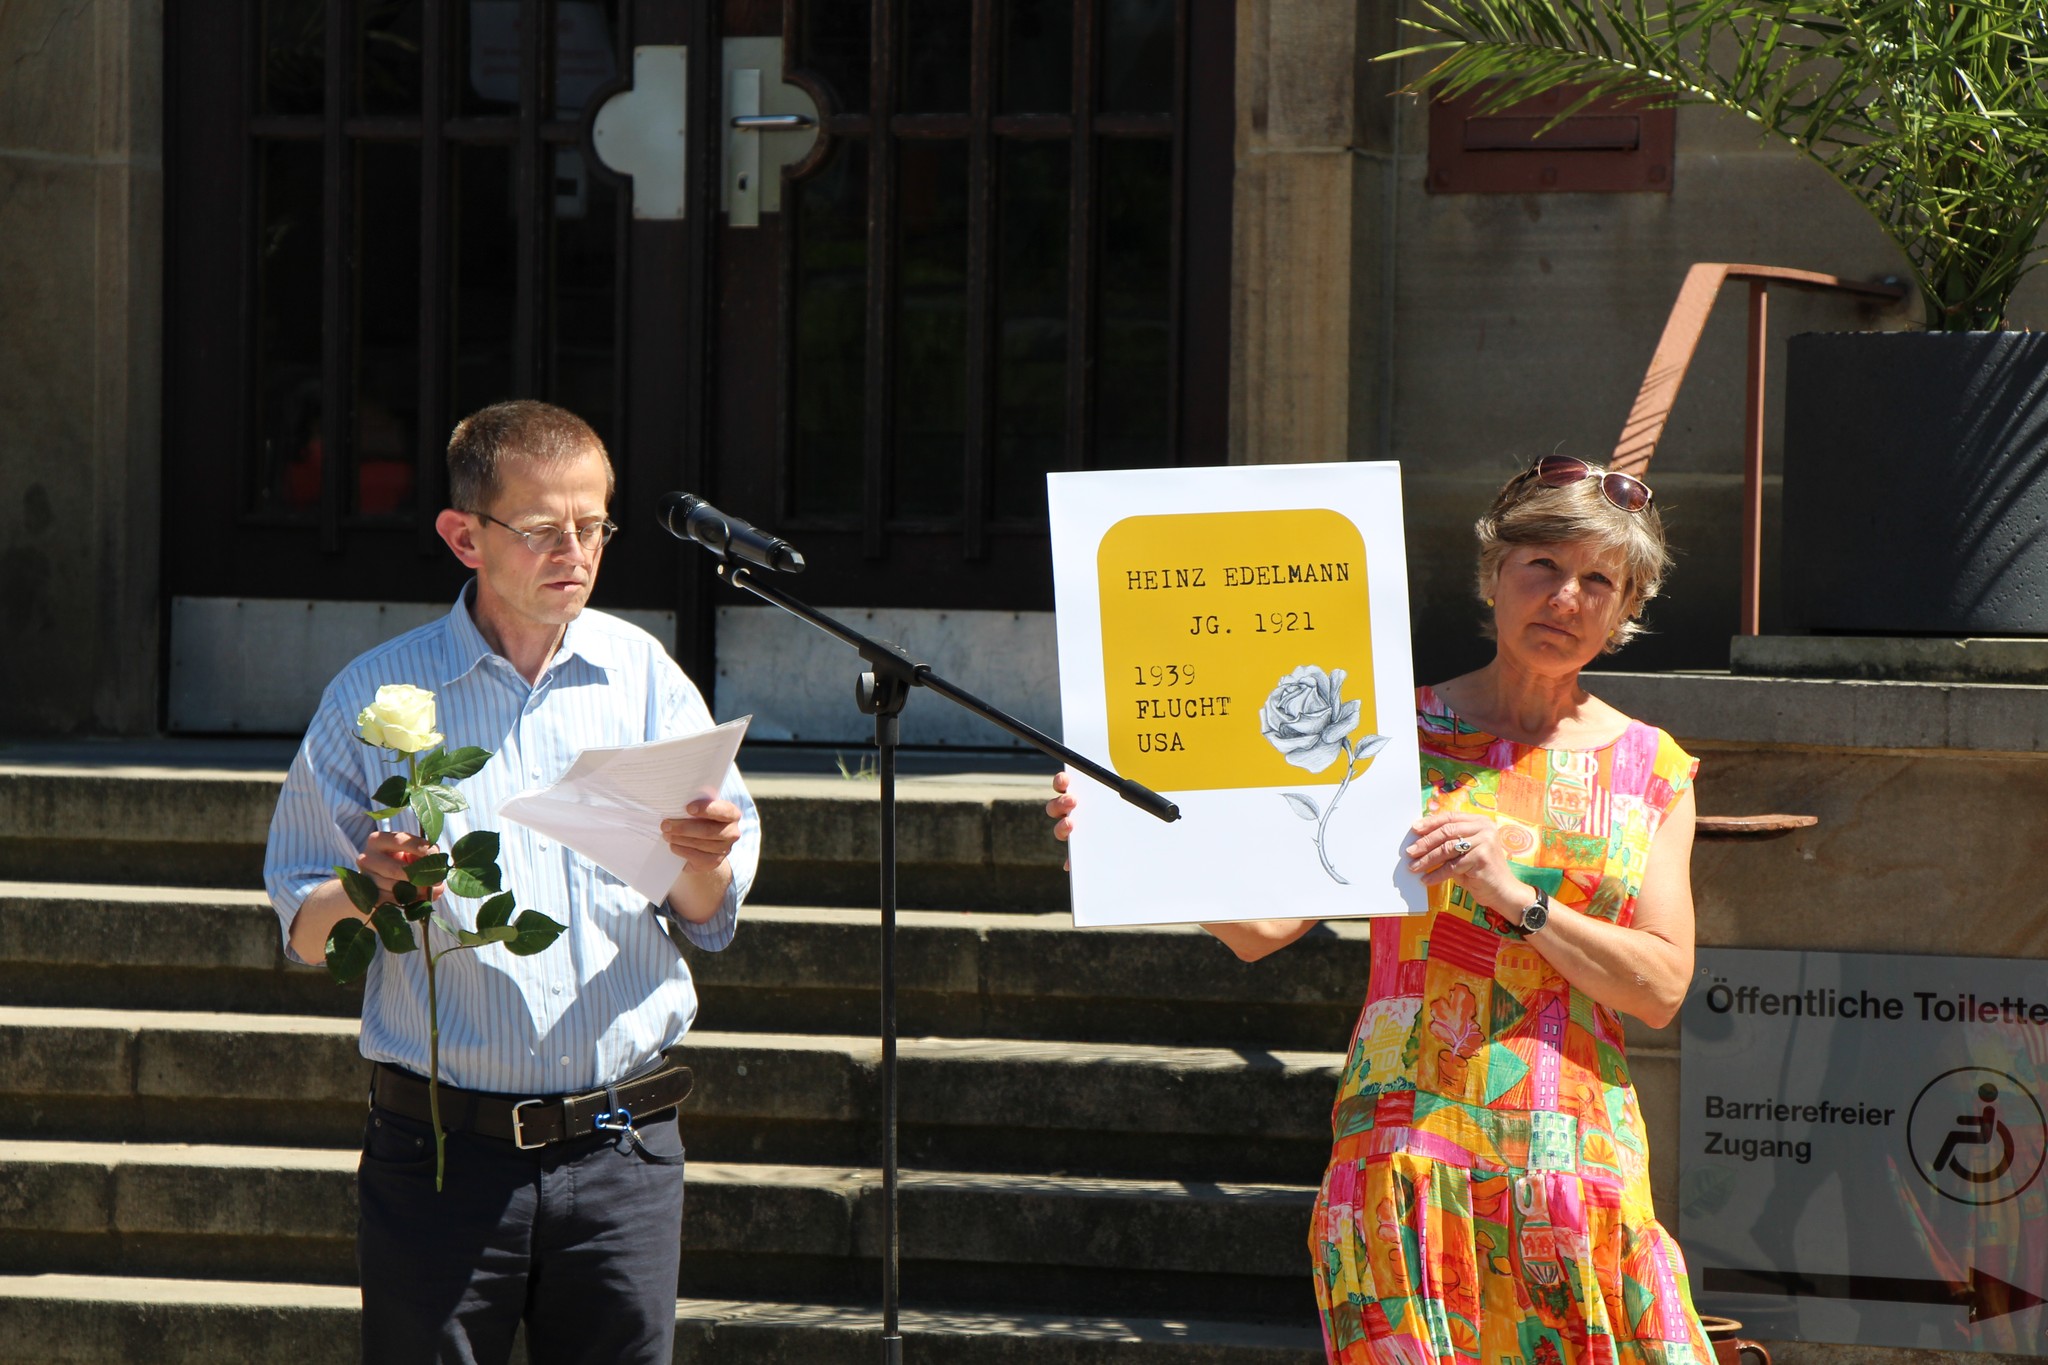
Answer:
[
  {"left": 862, "top": 0, "right": 901, "bottom": 559},
  {"left": 514, "top": 0, "right": 554, "bottom": 397},
  {"left": 319, "top": 0, "right": 359, "bottom": 552},
  {"left": 1062, "top": 0, "right": 1098, "bottom": 480},
  {"left": 415, "top": 0, "right": 452, "bottom": 552},
  {"left": 609, "top": 3, "right": 636, "bottom": 506},
  {"left": 1163, "top": 0, "right": 1189, "bottom": 468},
  {"left": 1608, "top": 262, "right": 1905, "bottom": 636},
  {"left": 961, "top": 0, "right": 996, "bottom": 560}
]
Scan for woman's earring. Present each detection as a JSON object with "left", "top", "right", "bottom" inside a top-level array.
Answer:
[{"left": 1484, "top": 597, "right": 1494, "bottom": 607}]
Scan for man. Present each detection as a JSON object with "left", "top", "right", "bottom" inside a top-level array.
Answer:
[{"left": 264, "top": 400, "right": 759, "bottom": 1365}]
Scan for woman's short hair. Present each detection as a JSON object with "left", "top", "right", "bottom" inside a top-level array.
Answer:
[
  {"left": 447, "top": 400, "right": 615, "bottom": 513},
  {"left": 1473, "top": 460, "right": 1672, "bottom": 652}
]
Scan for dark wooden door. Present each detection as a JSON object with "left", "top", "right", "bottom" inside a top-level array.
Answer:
[
  {"left": 162, "top": 1, "right": 1232, "bottom": 695},
  {"left": 704, "top": 0, "right": 1234, "bottom": 612},
  {"left": 164, "top": 0, "right": 720, "bottom": 635}
]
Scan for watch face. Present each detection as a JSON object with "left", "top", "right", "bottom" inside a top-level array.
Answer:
[{"left": 1521, "top": 896, "right": 1549, "bottom": 933}]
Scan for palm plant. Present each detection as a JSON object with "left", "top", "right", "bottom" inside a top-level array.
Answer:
[{"left": 1390, "top": 1, "right": 2048, "bottom": 331}]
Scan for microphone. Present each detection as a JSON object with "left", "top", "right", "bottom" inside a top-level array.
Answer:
[{"left": 658, "top": 492, "right": 806, "bottom": 574}]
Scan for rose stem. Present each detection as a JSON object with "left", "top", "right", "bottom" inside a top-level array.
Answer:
[
  {"left": 407, "top": 749, "right": 447, "bottom": 1192},
  {"left": 1315, "top": 739, "right": 1355, "bottom": 885},
  {"left": 425, "top": 931, "right": 445, "bottom": 1191}
]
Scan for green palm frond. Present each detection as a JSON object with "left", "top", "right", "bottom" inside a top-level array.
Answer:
[{"left": 1386, "top": 0, "right": 2048, "bottom": 330}]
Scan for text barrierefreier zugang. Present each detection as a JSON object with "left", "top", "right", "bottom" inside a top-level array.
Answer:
[{"left": 1689, "top": 979, "right": 2048, "bottom": 1167}]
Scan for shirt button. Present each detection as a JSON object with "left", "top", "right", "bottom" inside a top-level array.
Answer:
[
  {"left": 560, "top": 1056, "right": 570, "bottom": 1066},
  {"left": 552, "top": 985, "right": 563, "bottom": 996}
]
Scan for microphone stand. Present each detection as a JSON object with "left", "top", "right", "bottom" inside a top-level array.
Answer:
[{"left": 707, "top": 559, "right": 1178, "bottom": 1364}]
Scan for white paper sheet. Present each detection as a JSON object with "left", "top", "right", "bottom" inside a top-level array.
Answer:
[
  {"left": 1047, "top": 464, "right": 1426, "bottom": 927},
  {"left": 497, "top": 716, "right": 751, "bottom": 904}
]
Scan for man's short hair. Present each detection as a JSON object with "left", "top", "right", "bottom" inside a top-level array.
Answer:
[{"left": 447, "top": 400, "right": 616, "bottom": 513}]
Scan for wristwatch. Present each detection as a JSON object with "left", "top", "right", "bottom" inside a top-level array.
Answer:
[{"left": 1516, "top": 889, "right": 1550, "bottom": 936}]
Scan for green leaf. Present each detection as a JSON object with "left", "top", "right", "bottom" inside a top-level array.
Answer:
[
  {"left": 505, "top": 909, "right": 568, "bottom": 956},
  {"left": 475, "top": 892, "right": 516, "bottom": 931},
  {"left": 370, "top": 904, "right": 419, "bottom": 954},
  {"left": 410, "top": 788, "right": 444, "bottom": 844},
  {"left": 372, "top": 775, "right": 410, "bottom": 809},
  {"left": 450, "top": 830, "right": 500, "bottom": 870},
  {"left": 433, "top": 746, "right": 493, "bottom": 782},
  {"left": 336, "top": 867, "right": 382, "bottom": 916},
  {"left": 406, "top": 854, "right": 451, "bottom": 885},
  {"left": 403, "top": 898, "right": 434, "bottom": 922},
  {"left": 324, "top": 918, "right": 379, "bottom": 984},
  {"left": 458, "top": 924, "right": 520, "bottom": 947},
  {"left": 423, "top": 784, "right": 468, "bottom": 813},
  {"left": 446, "top": 866, "right": 501, "bottom": 899},
  {"left": 392, "top": 877, "right": 423, "bottom": 907}
]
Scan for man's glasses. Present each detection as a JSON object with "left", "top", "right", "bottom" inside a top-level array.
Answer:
[
  {"left": 1529, "top": 455, "right": 1654, "bottom": 513},
  {"left": 472, "top": 511, "right": 618, "bottom": 554}
]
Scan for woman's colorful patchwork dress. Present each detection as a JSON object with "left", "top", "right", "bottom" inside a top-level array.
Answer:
[{"left": 1311, "top": 688, "right": 1714, "bottom": 1365}]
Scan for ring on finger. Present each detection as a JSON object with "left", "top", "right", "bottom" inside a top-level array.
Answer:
[{"left": 1451, "top": 837, "right": 1473, "bottom": 856}]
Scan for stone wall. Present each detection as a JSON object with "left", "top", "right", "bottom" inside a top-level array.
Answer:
[
  {"left": 0, "top": 0, "right": 163, "bottom": 737},
  {"left": 1230, "top": 0, "right": 2048, "bottom": 685}
]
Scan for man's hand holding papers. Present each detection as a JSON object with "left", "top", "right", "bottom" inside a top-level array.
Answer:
[{"left": 498, "top": 716, "right": 751, "bottom": 909}]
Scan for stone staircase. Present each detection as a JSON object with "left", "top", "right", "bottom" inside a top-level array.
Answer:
[{"left": 0, "top": 744, "right": 1355, "bottom": 1362}]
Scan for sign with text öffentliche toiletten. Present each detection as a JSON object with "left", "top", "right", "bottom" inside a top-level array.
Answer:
[
  {"left": 1048, "top": 463, "right": 1425, "bottom": 927},
  {"left": 1682, "top": 947, "right": 2048, "bottom": 1355}
]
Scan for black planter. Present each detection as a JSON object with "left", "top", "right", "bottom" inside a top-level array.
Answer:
[{"left": 1783, "top": 330, "right": 2048, "bottom": 635}]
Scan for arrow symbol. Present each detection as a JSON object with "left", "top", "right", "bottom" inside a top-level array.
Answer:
[{"left": 1705, "top": 1267, "right": 2046, "bottom": 1323}]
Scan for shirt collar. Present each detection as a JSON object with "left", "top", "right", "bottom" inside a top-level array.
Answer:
[{"left": 440, "top": 581, "right": 617, "bottom": 686}]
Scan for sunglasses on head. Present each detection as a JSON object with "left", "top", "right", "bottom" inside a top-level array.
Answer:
[{"left": 1529, "top": 455, "right": 1654, "bottom": 513}]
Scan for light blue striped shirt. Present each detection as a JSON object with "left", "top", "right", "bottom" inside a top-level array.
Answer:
[{"left": 264, "top": 585, "right": 760, "bottom": 1094}]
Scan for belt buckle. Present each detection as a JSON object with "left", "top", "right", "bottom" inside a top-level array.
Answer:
[{"left": 509, "top": 1098, "right": 548, "bottom": 1150}]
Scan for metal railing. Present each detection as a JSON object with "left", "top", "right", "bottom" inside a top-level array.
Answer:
[{"left": 1609, "top": 263, "right": 1907, "bottom": 635}]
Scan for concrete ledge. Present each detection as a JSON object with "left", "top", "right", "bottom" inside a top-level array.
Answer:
[
  {"left": 0, "top": 1143, "right": 1312, "bottom": 1287},
  {"left": 0, "top": 1278, "right": 1325, "bottom": 1365},
  {"left": 0, "top": 890, "right": 1369, "bottom": 1045},
  {"left": 0, "top": 766, "right": 1072, "bottom": 903},
  {"left": 0, "top": 1009, "right": 1338, "bottom": 1168},
  {"left": 1586, "top": 671, "right": 2048, "bottom": 752}
]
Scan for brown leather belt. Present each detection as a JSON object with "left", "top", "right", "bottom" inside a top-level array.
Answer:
[{"left": 370, "top": 1057, "right": 694, "bottom": 1150}]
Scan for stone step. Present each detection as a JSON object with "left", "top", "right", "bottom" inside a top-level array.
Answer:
[
  {"left": 0, "top": 1007, "right": 1338, "bottom": 1183},
  {"left": 0, "top": 1140, "right": 1315, "bottom": 1317},
  {"left": 0, "top": 1276, "right": 1324, "bottom": 1364},
  {"left": 0, "top": 884, "right": 1368, "bottom": 1049},
  {"left": 0, "top": 760, "right": 1066, "bottom": 908}
]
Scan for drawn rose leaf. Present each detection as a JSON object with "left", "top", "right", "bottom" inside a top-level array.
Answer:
[{"left": 1280, "top": 792, "right": 1321, "bottom": 821}]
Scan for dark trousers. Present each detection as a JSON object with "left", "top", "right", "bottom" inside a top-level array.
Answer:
[{"left": 356, "top": 1102, "right": 687, "bottom": 1365}]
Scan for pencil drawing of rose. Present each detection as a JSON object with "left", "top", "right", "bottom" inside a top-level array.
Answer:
[
  {"left": 1262, "top": 665, "right": 1387, "bottom": 885},
  {"left": 1261, "top": 666, "right": 1362, "bottom": 771}
]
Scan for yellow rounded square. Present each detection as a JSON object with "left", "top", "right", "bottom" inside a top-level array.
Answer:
[{"left": 1097, "top": 509, "right": 1378, "bottom": 792}]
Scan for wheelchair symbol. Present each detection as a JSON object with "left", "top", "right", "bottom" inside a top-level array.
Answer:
[
  {"left": 1908, "top": 1066, "right": 2047, "bottom": 1206},
  {"left": 1930, "top": 1083, "right": 2016, "bottom": 1183}
]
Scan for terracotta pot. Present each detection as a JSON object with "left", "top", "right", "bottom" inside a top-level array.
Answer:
[{"left": 1699, "top": 1314, "right": 1772, "bottom": 1365}]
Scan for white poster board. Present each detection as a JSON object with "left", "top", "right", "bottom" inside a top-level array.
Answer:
[
  {"left": 1048, "top": 463, "right": 1426, "bottom": 927},
  {"left": 1682, "top": 947, "right": 2048, "bottom": 1354}
]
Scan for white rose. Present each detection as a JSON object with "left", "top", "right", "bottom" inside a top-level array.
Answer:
[{"left": 356, "top": 684, "right": 444, "bottom": 754}]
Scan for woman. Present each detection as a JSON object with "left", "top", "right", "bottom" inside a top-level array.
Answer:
[{"left": 1049, "top": 456, "right": 1712, "bottom": 1365}]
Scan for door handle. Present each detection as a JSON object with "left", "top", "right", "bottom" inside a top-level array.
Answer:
[
  {"left": 722, "top": 37, "right": 821, "bottom": 227},
  {"left": 731, "top": 113, "right": 816, "bottom": 131}
]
